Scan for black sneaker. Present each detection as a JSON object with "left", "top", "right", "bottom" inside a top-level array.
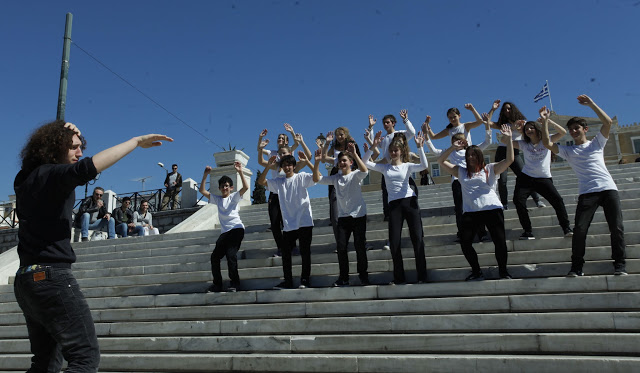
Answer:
[
  {"left": 81, "top": 237, "right": 89, "bottom": 242},
  {"left": 566, "top": 269, "right": 584, "bottom": 277},
  {"left": 273, "top": 281, "right": 294, "bottom": 290},
  {"left": 359, "top": 276, "right": 371, "bottom": 286},
  {"left": 227, "top": 282, "right": 240, "bottom": 292},
  {"left": 519, "top": 232, "right": 535, "bottom": 240},
  {"left": 499, "top": 271, "right": 513, "bottom": 280},
  {"left": 614, "top": 263, "right": 628, "bottom": 276},
  {"left": 332, "top": 278, "right": 350, "bottom": 287},
  {"left": 465, "top": 271, "right": 485, "bottom": 281},
  {"left": 299, "top": 278, "right": 311, "bottom": 289},
  {"left": 563, "top": 227, "right": 574, "bottom": 237},
  {"left": 206, "top": 284, "right": 223, "bottom": 293},
  {"left": 365, "top": 242, "right": 374, "bottom": 251}
]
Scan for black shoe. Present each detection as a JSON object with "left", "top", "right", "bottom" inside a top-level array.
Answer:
[
  {"left": 332, "top": 278, "right": 350, "bottom": 287},
  {"left": 499, "top": 271, "right": 513, "bottom": 280},
  {"left": 519, "top": 232, "right": 535, "bottom": 240},
  {"left": 563, "top": 227, "right": 574, "bottom": 237},
  {"left": 365, "top": 242, "right": 374, "bottom": 251},
  {"left": 614, "top": 263, "right": 628, "bottom": 276},
  {"left": 465, "top": 271, "right": 485, "bottom": 281},
  {"left": 566, "top": 269, "right": 584, "bottom": 277},
  {"left": 454, "top": 236, "right": 461, "bottom": 243},
  {"left": 81, "top": 237, "right": 89, "bottom": 242},
  {"left": 273, "top": 281, "right": 293, "bottom": 290},
  {"left": 383, "top": 216, "right": 389, "bottom": 222},
  {"left": 227, "top": 282, "right": 240, "bottom": 292},
  {"left": 207, "top": 284, "right": 223, "bottom": 293},
  {"left": 359, "top": 276, "right": 371, "bottom": 286},
  {"left": 299, "top": 278, "right": 311, "bottom": 289},
  {"left": 388, "top": 280, "right": 406, "bottom": 286}
]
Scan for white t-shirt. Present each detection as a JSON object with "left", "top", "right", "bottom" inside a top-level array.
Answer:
[
  {"left": 557, "top": 132, "right": 617, "bottom": 194},
  {"left": 448, "top": 124, "right": 472, "bottom": 145},
  {"left": 267, "top": 172, "right": 315, "bottom": 231},
  {"left": 378, "top": 118, "right": 416, "bottom": 162},
  {"left": 426, "top": 129, "right": 492, "bottom": 182},
  {"left": 518, "top": 140, "right": 552, "bottom": 179},
  {"left": 365, "top": 147, "right": 428, "bottom": 203},
  {"left": 317, "top": 170, "right": 368, "bottom": 218},
  {"left": 458, "top": 163, "right": 503, "bottom": 213},
  {"left": 263, "top": 148, "right": 286, "bottom": 180},
  {"left": 208, "top": 191, "right": 244, "bottom": 234}
]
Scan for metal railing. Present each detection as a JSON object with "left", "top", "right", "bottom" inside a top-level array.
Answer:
[{"left": 0, "top": 208, "right": 18, "bottom": 229}]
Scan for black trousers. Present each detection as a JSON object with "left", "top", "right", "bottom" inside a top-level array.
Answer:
[
  {"left": 282, "top": 226, "right": 313, "bottom": 283},
  {"left": 336, "top": 215, "right": 368, "bottom": 281},
  {"left": 211, "top": 227, "right": 245, "bottom": 286},
  {"left": 572, "top": 190, "right": 626, "bottom": 269},
  {"left": 268, "top": 192, "right": 285, "bottom": 251},
  {"left": 14, "top": 267, "right": 100, "bottom": 372},
  {"left": 460, "top": 208, "right": 508, "bottom": 272},
  {"left": 388, "top": 196, "right": 427, "bottom": 283},
  {"left": 495, "top": 146, "right": 540, "bottom": 207},
  {"left": 382, "top": 176, "right": 418, "bottom": 219},
  {"left": 513, "top": 174, "right": 570, "bottom": 233},
  {"left": 452, "top": 180, "right": 487, "bottom": 239}
]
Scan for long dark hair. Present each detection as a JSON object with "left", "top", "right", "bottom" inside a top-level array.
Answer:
[
  {"left": 20, "top": 120, "right": 86, "bottom": 173},
  {"left": 497, "top": 102, "right": 526, "bottom": 126},
  {"left": 522, "top": 121, "right": 542, "bottom": 143},
  {"left": 465, "top": 145, "right": 486, "bottom": 178},
  {"left": 445, "top": 107, "right": 461, "bottom": 129}
]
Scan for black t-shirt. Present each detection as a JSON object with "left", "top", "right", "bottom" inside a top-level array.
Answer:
[{"left": 14, "top": 157, "right": 98, "bottom": 267}]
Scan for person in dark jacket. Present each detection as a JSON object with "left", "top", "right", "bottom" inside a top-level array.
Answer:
[
  {"left": 112, "top": 196, "right": 144, "bottom": 237},
  {"left": 161, "top": 163, "right": 182, "bottom": 210},
  {"left": 74, "top": 186, "right": 116, "bottom": 241},
  {"left": 14, "top": 119, "right": 171, "bottom": 372}
]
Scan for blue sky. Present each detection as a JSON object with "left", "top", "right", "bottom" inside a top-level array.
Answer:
[{"left": 2, "top": 0, "right": 639, "bottom": 202}]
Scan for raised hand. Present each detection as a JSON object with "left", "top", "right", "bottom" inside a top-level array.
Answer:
[
  {"left": 298, "top": 151, "right": 308, "bottom": 162},
  {"left": 137, "top": 134, "right": 174, "bottom": 148},
  {"left": 577, "top": 94, "right": 594, "bottom": 106},
  {"left": 234, "top": 161, "right": 242, "bottom": 172},
  {"left": 368, "top": 114, "right": 377, "bottom": 127},
  {"left": 372, "top": 130, "right": 383, "bottom": 148},
  {"left": 204, "top": 165, "right": 212, "bottom": 173},
  {"left": 294, "top": 132, "right": 304, "bottom": 143},
  {"left": 363, "top": 142, "right": 370, "bottom": 152},
  {"left": 259, "top": 139, "right": 269, "bottom": 149},
  {"left": 492, "top": 99, "right": 501, "bottom": 111},
  {"left": 260, "top": 129, "right": 268, "bottom": 137},
  {"left": 539, "top": 106, "right": 551, "bottom": 121},
  {"left": 399, "top": 109, "right": 408, "bottom": 120},
  {"left": 421, "top": 115, "right": 432, "bottom": 136},
  {"left": 284, "top": 123, "right": 294, "bottom": 133},
  {"left": 267, "top": 155, "right": 278, "bottom": 166},
  {"left": 325, "top": 131, "right": 334, "bottom": 143},
  {"left": 452, "top": 139, "right": 467, "bottom": 151},
  {"left": 464, "top": 103, "right": 474, "bottom": 111},
  {"left": 64, "top": 122, "right": 81, "bottom": 136},
  {"left": 500, "top": 124, "right": 513, "bottom": 139},
  {"left": 414, "top": 131, "right": 425, "bottom": 147},
  {"left": 481, "top": 112, "right": 490, "bottom": 122},
  {"left": 314, "top": 148, "right": 323, "bottom": 162},
  {"left": 346, "top": 142, "right": 356, "bottom": 154}
]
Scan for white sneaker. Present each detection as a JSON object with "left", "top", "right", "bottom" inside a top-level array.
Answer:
[
  {"left": 536, "top": 201, "right": 546, "bottom": 208},
  {"left": 382, "top": 239, "right": 390, "bottom": 250}
]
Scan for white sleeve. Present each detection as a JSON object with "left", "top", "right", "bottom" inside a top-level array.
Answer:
[
  {"left": 403, "top": 118, "right": 416, "bottom": 138},
  {"left": 425, "top": 139, "right": 442, "bottom": 155},
  {"left": 409, "top": 147, "right": 429, "bottom": 172},
  {"left": 478, "top": 130, "right": 493, "bottom": 150}
]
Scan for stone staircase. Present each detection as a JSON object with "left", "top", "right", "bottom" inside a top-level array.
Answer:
[{"left": 0, "top": 163, "right": 639, "bottom": 372}]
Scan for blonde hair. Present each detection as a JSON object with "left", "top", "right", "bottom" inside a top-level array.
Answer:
[{"left": 389, "top": 138, "right": 411, "bottom": 163}]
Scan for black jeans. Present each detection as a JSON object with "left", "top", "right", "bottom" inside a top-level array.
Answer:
[
  {"left": 452, "top": 180, "right": 487, "bottom": 239},
  {"left": 495, "top": 146, "right": 540, "bottom": 207},
  {"left": 14, "top": 267, "right": 100, "bottom": 372},
  {"left": 513, "top": 174, "right": 570, "bottom": 233},
  {"left": 572, "top": 190, "right": 626, "bottom": 269},
  {"left": 388, "top": 196, "right": 427, "bottom": 283},
  {"left": 381, "top": 176, "right": 418, "bottom": 219},
  {"left": 460, "top": 208, "right": 508, "bottom": 273},
  {"left": 211, "top": 228, "right": 244, "bottom": 286},
  {"left": 282, "top": 226, "right": 313, "bottom": 283},
  {"left": 268, "top": 193, "right": 285, "bottom": 251},
  {"left": 336, "top": 215, "right": 368, "bottom": 281}
]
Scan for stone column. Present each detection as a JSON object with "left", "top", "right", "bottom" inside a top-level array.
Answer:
[
  {"left": 210, "top": 150, "right": 253, "bottom": 207},
  {"left": 181, "top": 178, "right": 199, "bottom": 208}
]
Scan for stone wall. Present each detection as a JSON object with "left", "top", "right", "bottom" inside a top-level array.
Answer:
[{"left": 0, "top": 229, "right": 18, "bottom": 255}]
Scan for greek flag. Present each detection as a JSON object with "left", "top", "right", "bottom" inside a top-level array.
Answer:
[{"left": 534, "top": 82, "right": 549, "bottom": 102}]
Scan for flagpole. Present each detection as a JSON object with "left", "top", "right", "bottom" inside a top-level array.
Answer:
[{"left": 546, "top": 80, "right": 554, "bottom": 113}]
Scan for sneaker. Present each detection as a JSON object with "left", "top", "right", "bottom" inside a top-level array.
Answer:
[
  {"left": 388, "top": 280, "right": 406, "bottom": 285},
  {"left": 332, "top": 278, "right": 350, "bottom": 287},
  {"left": 566, "top": 269, "right": 584, "bottom": 277},
  {"left": 359, "top": 275, "right": 371, "bottom": 286},
  {"left": 536, "top": 201, "right": 547, "bottom": 208},
  {"left": 272, "top": 249, "right": 282, "bottom": 258},
  {"left": 227, "top": 282, "right": 240, "bottom": 292},
  {"left": 563, "top": 227, "right": 574, "bottom": 237},
  {"left": 81, "top": 237, "right": 89, "bottom": 242},
  {"left": 614, "top": 263, "right": 628, "bottom": 276},
  {"left": 465, "top": 271, "right": 485, "bottom": 281},
  {"left": 519, "top": 232, "right": 535, "bottom": 240},
  {"left": 365, "top": 242, "right": 374, "bottom": 251},
  {"left": 299, "top": 278, "right": 311, "bottom": 289},
  {"left": 382, "top": 240, "right": 390, "bottom": 250},
  {"left": 273, "top": 281, "right": 294, "bottom": 290},
  {"left": 206, "top": 284, "right": 223, "bottom": 293},
  {"left": 480, "top": 234, "right": 492, "bottom": 242},
  {"left": 503, "top": 205, "right": 509, "bottom": 211},
  {"left": 499, "top": 270, "right": 513, "bottom": 280}
]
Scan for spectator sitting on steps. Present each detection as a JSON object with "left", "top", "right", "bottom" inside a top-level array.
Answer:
[
  {"left": 113, "top": 196, "right": 144, "bottom": 237},
  {"left": 74, "top": 186, "right": 116, "bottom": 241}
]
